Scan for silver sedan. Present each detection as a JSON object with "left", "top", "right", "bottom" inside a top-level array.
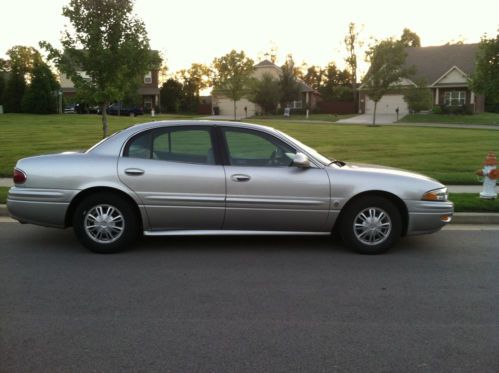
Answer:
[{"left": 7, "top": 120, "right": 453, "bottom": 254}]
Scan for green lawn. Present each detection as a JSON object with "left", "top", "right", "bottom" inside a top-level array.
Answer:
[
  {"left": 1, "top": 113, "right": 498, "bottom": 184},
  {"left": 250, "top": 114, "right": 356, "bottom": 122},
  {"left": 400, "top": 112, "right": 499, "bottom": 125},
  {"left": 449, "top": 193, "right": 499, "bottom": 212},
  {"left": 1, "top": 187, "right": 496, "bottom": 213},
  {"left": 0, "top": 187, "right": 7, "bottom": 204}
]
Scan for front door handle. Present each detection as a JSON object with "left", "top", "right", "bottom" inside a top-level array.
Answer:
[
  {"left": 231, "top": 174, "right": 251, "bottom": 182},
  {"left": 125, "top": 168, "right": 145, "bottom": 176}
]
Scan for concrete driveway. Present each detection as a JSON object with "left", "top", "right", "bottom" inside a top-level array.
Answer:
[{"left": 337, "top": 114, "right": 400, "bottom": 124}]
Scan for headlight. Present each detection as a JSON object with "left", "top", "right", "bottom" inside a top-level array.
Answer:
[{"left": 422, "top": 187, "right": 448, "bottom": 201}]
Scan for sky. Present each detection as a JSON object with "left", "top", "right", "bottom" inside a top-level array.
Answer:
[{"left": 1, "top": 0, "right": 498, "bottom": 78}]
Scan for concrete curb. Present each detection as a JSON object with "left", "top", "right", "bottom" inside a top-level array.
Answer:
[{"left": 0, "top": 204, "right": 497, "bottom": 224}]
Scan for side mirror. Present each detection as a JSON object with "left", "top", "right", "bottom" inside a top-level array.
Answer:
[{"left": 293, "top": 152, "right": 311, "bottom": 168}]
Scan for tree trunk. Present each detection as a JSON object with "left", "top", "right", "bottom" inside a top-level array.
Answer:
[
  {"left": 101, "top": 102, "right": 109, "bottom": 138},
  {"left": 233, "top": 100, "right": 237, "bottom": 120},
  {"left": 352, "top": 79, "right": 357, "bottom": 113},
  {"left": 372, "top": 101, "right": 377, "bottom": 127}
]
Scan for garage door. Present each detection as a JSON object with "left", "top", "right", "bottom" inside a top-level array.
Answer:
[
  {"left": 365, "top": 94, "right": 408, "bottom": 114},
  {"left": 214, "top": 97, "right": 256, "bottom": 118}
]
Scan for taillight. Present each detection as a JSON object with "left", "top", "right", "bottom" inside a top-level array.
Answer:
[{"left": 13, "top": 168, "right": 27, "bottom": 184}]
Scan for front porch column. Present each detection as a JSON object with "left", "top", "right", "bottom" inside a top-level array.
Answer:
[
  {"left": 305, "top": 92, "right": 310, "bottom": 105},
  {"left": 435, "top": 88, "right": 439, "bottom": 105},
  {"left": 470, "top": 91, "right": 475, "bottom": 104}
]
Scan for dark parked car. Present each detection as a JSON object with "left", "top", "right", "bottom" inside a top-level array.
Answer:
[{"left": 107, "top": 103, "right": 143, "bottom": 116}]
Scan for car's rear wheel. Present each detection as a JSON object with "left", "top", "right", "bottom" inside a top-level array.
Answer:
[
  {"left": 73, "top": 193, "right": 139, "bottom": 253},
  {"left": 340, "top": 196, "right": 402, "bottom": 254}
]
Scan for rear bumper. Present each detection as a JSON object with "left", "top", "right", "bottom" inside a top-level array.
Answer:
[
  {"left": 7, "top": 200, "right": 69, "bottom": 228},
  {"left": 406, "top": 200, "right": 454, "bottom": 235},
  {"left": 7, "top": 187, "right": 76, "bottom": 228}
]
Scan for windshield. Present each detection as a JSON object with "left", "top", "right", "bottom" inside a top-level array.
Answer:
[{"left": 276, "top": 130, "right": 332, "bottom": 165}]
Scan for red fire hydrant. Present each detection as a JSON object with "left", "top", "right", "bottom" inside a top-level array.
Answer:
[{"left": 476, "top": 152, "right": 498, "bottom": 199}]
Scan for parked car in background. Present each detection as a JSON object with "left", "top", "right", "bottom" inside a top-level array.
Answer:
[
  {"left": 75, "top": 103, "right": 101, "bottom": 114},
  {"left": 7, "top": 121, "right": 453, "bottom": 254},
  {"left": 63, "top": 104, "right": 76, "bottom": 114},
  {"left": 107, "top": 103, "right": 143, "bottom": 116}
]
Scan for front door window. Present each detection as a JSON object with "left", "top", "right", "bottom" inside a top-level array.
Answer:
[{"left": 222, "top": 128, "right": 296, "bottom": 167}]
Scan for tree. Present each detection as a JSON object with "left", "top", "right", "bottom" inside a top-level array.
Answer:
[
  {"left": 247, "top": 73, "right": 281, "bottom": 114},
  {"left": 470, "top": 32, "right": 499, "bottom": 109},
  {"left": 175, "top": 63, "right": 212, "bottom": 113},
  {"left": 160, "top": 78, "right": 183, "bottom": 113},
  {"left": 21, "top": 60, "right": 60, "bottom": 114},
  {"left": 400, "top": 28, "right": 421, "bottom": 47},
  {"left": 364, "top": 39, "right": 413, "bottom": 126},
  {"left": 6, "top": 46, "right": 42, "bottom": 78},
  {"left": 2, "top": 46, "right": 43, "bottom": 113},
  {"left": 41, "top": 0, "right": 158, "bottom": 137},
  {"left": 3, "top": 72, "right": 26, "bottom": 113},
  {"left": 0, "top": 73, "right": 5, "bottom": 107},
  {"left": 212, "top": 50, "right": 254, "bottom": 120},
  {"left": 319, "top": 62, "right": 352, "bottom": 101},
  {"left": 302, "top": 65, "right": 323, "bottom": 91},
  {"left": 177, "top": 63, "right": 212, "bottom": 98},
  {"left": 403, "top": 80, "right": 432, "bottom": 113},
  {"left": 279, "top": 55, "right": 300, "bottom": 108},
  {"left": 344, "top": 22, "right": 363, "bottom": 111}
]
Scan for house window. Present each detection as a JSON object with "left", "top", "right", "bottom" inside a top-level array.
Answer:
[
  {"left": 444, "top": 91, "right": 466, "bottom": 106},
  {"left": 144, "top": 71, "right": 152, "bottom": 84}
]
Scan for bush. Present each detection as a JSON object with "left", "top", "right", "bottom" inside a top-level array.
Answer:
[
  {"left": 485, "top": 103, "right": 499, "bottom": 113},
  {"left": 432, "top": 105, "right": 443, "bottom": 114},
  {"left": 403, "top": 84, "right": 432, "bottom": 113},
  {"left": 432, "top": 104, "right": 473, "bottom": 115}
]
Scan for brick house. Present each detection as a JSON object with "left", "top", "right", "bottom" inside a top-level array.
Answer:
[
  {"left": 359, "top": 43, "right": 484, "bottom": 114},
  {"left": 59, "top": 53, "right": 160, "bottom": 113}
]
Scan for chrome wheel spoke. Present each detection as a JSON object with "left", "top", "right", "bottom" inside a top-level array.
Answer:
[
  {"left": 84, "top": 204, "right": 125, "bottom": 244},
  {"left": 353, "top": 206, "right": 392, "bottom": 246}
]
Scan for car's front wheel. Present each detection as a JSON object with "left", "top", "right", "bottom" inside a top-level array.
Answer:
[
  {"left": 73, "top": 193, "right": 139, "bottom": 253},
  {"left": 340, "top": 196, "right": 402, "bottom": 254}
]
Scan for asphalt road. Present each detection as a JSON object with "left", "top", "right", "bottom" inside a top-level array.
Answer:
[{"left": 1, "top": 222, "right": 498, "bottom": 373}]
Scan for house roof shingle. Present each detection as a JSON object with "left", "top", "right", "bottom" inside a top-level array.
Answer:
[
  {"left": 254, "top": 59, "right": 278, "bottom": 68},
  {"left": 405, "top": 43, "right": 478, "bottom": 84}
]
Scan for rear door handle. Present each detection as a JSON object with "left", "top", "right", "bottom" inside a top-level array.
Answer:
[
  {"left": 231, "top": 174, "right": 251, "bottom": 182},
  {"left": 125, "top": 168, "right": 145, "bottom": 176}
]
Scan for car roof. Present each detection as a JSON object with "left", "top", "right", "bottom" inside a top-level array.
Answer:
[
  {"left": 87, "top": 120, "right": 280, "bottom": 156},
  {"left": 124, "top": 120, "right": 276, "bottom": 134}
]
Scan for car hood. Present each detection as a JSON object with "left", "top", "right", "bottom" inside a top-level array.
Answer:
[
  {"left": 327, "top": 162, "right": 445, "bottom": 201},
  {"left": 340, "top": 162, "right": 441, "bottom": 184}
]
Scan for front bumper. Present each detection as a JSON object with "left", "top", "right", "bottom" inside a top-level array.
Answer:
[{"left": 406, "top": 200, "right": 454, "bottom": 235}]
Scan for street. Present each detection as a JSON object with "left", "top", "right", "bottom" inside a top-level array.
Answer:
[{"left": 0, "top": 221, "right": 498, "bottom": 372}]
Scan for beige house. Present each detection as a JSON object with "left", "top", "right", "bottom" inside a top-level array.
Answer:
[
  {"left": 212, "top": 60, "right": 319, "bottom": 118},
  {"left": 359, "top": 43, "right": 484, "bottom": 114}
]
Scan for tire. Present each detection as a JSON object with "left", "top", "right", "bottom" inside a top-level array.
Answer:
[
  {"left": 73, "top": 193, "right": 139, "bottom": 253},
  {"left": 340, "top": 196, "right": 402, "bottom": 255}
]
